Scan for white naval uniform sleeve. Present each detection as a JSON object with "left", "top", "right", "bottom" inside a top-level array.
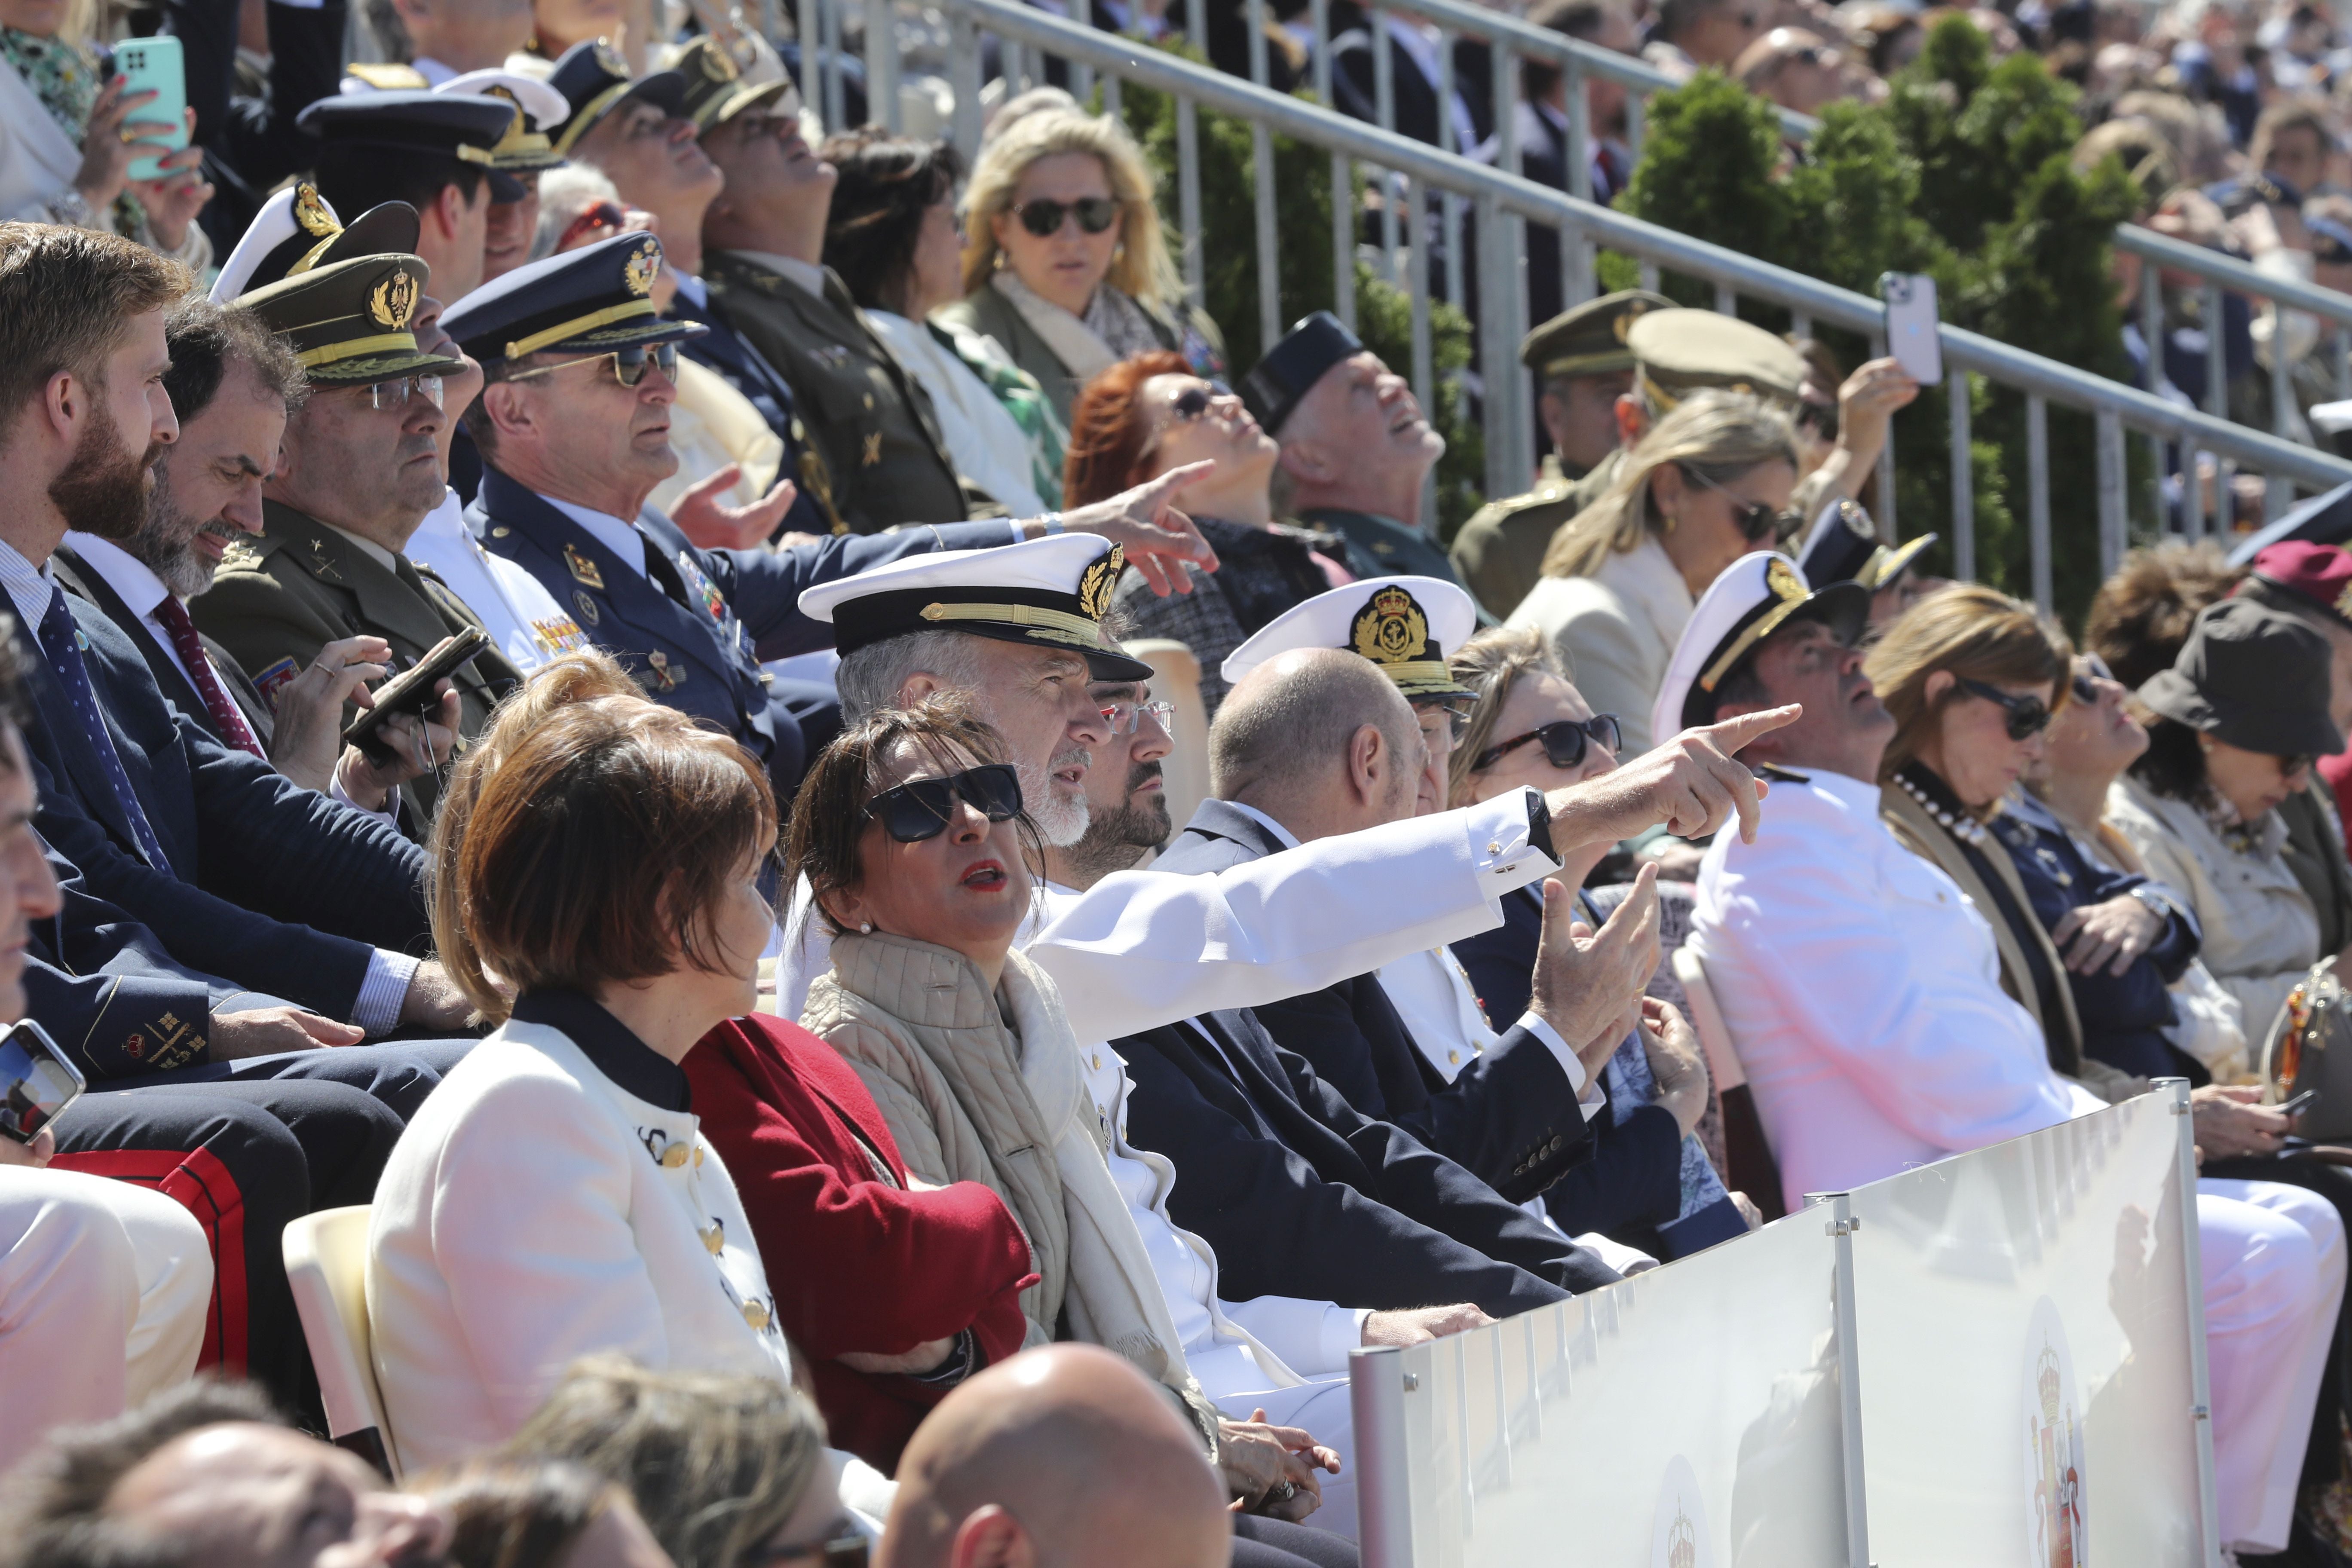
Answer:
[
  {"left": 1028, "top": 789, "right": 1562, "bottom": 1044},
  {"left": 1219, "top": 1294, "right": 1371, "bottom": 1381}
]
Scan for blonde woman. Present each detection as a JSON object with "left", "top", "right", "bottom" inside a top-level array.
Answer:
[
  {"left": 937, "top": 105, "right": 1224, "bottom": 426},
  {"left": 1504, "top": 391, "right": 1798, "bottom": 753}
]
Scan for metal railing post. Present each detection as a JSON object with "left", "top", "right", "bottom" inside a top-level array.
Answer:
[
  {"left": 1312, "top": 0, "right": 1354, "bottom": 330},
  {"left": 948, "top": 12, "right": 982, "bottom": 165},
  {"left": 1349, "top": 1345, "right": 1415, "bottom": 1568},
  {"left": 865, "top": 0, "right": 898, "bottom": 132},
  {"left": 1072, "top": 0, "right": 1093, "bottom": 102},
  {"left": 1807, "top": 1191, "right": 1871, "bottom": 1568},
  {"left": 1254, "top": 120, "right": 1281, "bottom": 352},
  {"left": 2157, "top": 1078, "right": 2225, "bottom": 1568},
  {"left": 1372, "top": 6, "right": 1398, "bottom": 282},
  {"left": 2027, "top": 394, "right": 2052, "bottom": 612},
  {"left": 2202, "top": 283, "right": 2227, "bottom": 425},
  {"left": 796, "top": 0, "right": 821, "bottom": 122},
  {"left": 1949, "top": 366, "right": 1973, "bottom": 581},
  {"left": 1176, "top": 97, "right": 1204, "bottom": 308},
  {"left": 1408, "top": 173, "right": 1434, "bottom": 459},
  {"left": 2097, "top": 408, "right": 2127, "bottom": 579}
]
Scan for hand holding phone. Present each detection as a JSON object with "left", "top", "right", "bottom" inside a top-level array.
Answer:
[
  {"left": 0, "top": 1020, "right": 84, "bottom": 1148},
  {"left": 110, "top": 37, "right": 189, "bottom": 184},
  {"left": 2279, "top": 1086, "right": 2321, "bottom": 1119},
  {"left": 1880, "top": 272, "right": 1943, "bottom": 386},
  {"left": 343, "top": 628, "right": 487, "bottom": 764}
]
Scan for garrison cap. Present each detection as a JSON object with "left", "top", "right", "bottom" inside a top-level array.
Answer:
[
  {"left": 209, "top": 183, "right": 420, "bottom": 305},
  {"left": 441, "top": 231, "right": 706, "bottom": 368},
  {"left": 1627, "top": 308, "right": 1808, "bottom": 410},
  {"left": 1651, "top": 550, "right": 1868, "bottom": 743},
  {"left": 1521, "top": 288, "right": 1674, "bottom": 380},
  {"left": 238, "top": 253, "right": 464, "bottom": 386},
  {"left": 437, "top": 70, "right": 571, "bottom": 171},
  {"left": 798, "top": 534, "right": 1155, "bottom": 682},
  {"left": 297, "top": 90, "right": 526, "bottom": 201},
  {"left": 1794, "top": 497, "right": 1936, "bottom": 591},
  {"left": 1239, "top": 311, "right": 1364, "bottom": 436},
  {"left": 673, "top": 35, "right": 798, "bottom": 131},
  {"left": 2240, "top": 539, "right": 2352, "bottom": 632},
  {"left": 1220, "top": 576, "right": 1480, "bottom": 701},
  {"left": 544, "top": 38, "right": 688, "bottom": 159}
]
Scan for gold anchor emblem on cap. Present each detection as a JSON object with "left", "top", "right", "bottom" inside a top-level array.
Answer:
[{"left": 1351, "top": 583, "right": 1430, "bottom": 666}]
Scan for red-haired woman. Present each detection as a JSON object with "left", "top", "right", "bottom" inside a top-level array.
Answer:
[{"left": 1066, "top": 350, "right": 1369, "bottom": 715}]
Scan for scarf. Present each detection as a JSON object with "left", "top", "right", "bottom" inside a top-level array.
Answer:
[{"left": 989, "top": 268, "right": 1164, "bottom": 383}]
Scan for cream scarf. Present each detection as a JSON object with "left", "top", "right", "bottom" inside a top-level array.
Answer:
[{"left": 989, "top": 269, "right": 1164, "bottom": 382}]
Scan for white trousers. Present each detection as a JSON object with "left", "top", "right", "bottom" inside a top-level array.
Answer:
[
  {"left": 2199, "top": 1178, "right": 2346, "bottom": 1554},
  {"left": 0, "top": 1167, "right": 212, "bottom": 1476},
  {"left": 1212, "top": 1378, "right": 1360, "bottom": 1542}
]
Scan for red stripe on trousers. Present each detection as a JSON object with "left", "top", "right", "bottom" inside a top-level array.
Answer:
[{"left": 49, "top": 1147, "right": 249, "bottom": 1374}]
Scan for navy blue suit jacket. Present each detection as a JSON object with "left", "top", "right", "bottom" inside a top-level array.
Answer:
[
  {"left": 26, "top": 836, "right": 230, "bottom": 1080},
  {"left": 13, "top": 599, "right": 429, "bottom": 1024},
  {"left": 473, "top": 467, "right": 1012, "bottom": 794},
  {"left": 1115, "top": 1008, "right": 1617, "bottom": 1313},
  {"left": 1153, "top": 798, "right": 1594, "bottom": 1202},
  {"left": 677, "top": 302, "right": 830, "bottom": 539}
]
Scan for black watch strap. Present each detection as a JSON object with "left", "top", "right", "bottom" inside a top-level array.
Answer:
[{"left": 1526, "top": 789, "right": 1557, "bottom": 865}]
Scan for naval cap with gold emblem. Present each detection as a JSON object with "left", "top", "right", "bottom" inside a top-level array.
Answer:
[
  {"left": 208, "top": 183, "right": 421, "bottom": 306},
  {"left": 544, "top": 37, "right": 688, "bottom": 158},
  {"left": 236, "top": 252, "right": 464, "bottom": 386},
  {"left": 296, "top": 90, "right": 526, "bottom": 201},
  {"left": 798, "top": 535, "right": 1155, "bottom": 682},
  {"left": 435, "top": 69, "right": 572, "bottom": 171},
  {"left": 1520, "top": 288, "right": 1674, "bottom": 380},
  {"left": 440, "top": 231, "right": 707, "bottom": 369},
  {"left": 673, "top": 34, "right": 798, "bottom": 132},
  {"left": 1793, "top": 496, "right": 1938, "bottom": 592},
  {"left": 1219, "top": 576, "right": 1480, "bottom": 700},
  {"left": 1651, "top": 550, "right": 1869, "bottom": 744},
  {"left": 1626, "top": 308, "right": 1809, "bottom": 412}
]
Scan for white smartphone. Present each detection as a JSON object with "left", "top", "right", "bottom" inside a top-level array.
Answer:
[{"left": 1880, "top": 271, "right": 1942, "bottom": 385}]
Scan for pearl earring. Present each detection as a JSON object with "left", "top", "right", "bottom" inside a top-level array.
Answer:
[{"left": 860, "top": 922, "right": 874, "bottom": 934}]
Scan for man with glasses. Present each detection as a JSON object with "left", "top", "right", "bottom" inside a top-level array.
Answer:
[
  {"left": 695, "top": 57, "right": 968, "bottom": 535},
  {"left": 193, "top": 246, "right": 521, "bottom": 830}
]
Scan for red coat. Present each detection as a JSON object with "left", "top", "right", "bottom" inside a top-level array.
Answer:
[{"left": 686, "top": 1013, "right": 1037, "bottom": 1470}]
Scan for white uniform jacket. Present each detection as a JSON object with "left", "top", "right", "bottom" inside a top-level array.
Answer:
[
  {"left": 367, "top": 1014, "right": 793, "bottom": 1473},
  {"left": 1686, "top": 768, "right": 2101, "bottom": 1210},
  {"left": 1504, "top": 535, "right": 1693, "bottom": 755}
]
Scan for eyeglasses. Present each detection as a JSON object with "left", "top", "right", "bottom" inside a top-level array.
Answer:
[
  {"left": 1473, "top": 714, "right": 1623, "bottom": 772},
  {"left": 1101, "top": 698, "right": 1176, "bottom": 735},
  {"left": 1956, "top": 675, "right": 2052, "bottom": 741},
  {"left": 554, "top": 199, "right": 629, "bottom": 252},
  {"left": 355, "top": 374, "right": 443, "bottom": 412},
  {"left": 505, "top": 343, "right": 678, "bottom": 389},
  {"left": 2070, "top": 652, "right": 2114, "bottom": 706},
  {"left": 1681, "top": 466, "right": 1798, "bottom": 543},
  {"left": 861, "top": 763, "right": 1024, "bottom": 843},
  {"left": 1015, "top": 196, "right": 1120, "bottom": 237},
  {"left": 740, "top": 1524, "right": 870, "bottom": 1567}
]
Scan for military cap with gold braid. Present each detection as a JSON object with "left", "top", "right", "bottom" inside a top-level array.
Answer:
[
  {"left": 208, "top": 184, "right": 421, "bottom": 306},
  {"left": 238, "top": 253, "right": 465, "bottom": 387},
  {"left": 798, "top": 535, "right": 1155, "bottom": 682},
  {"left": 1626, "top": 307, "right": 1809, "bottom": 413},
  {"left": 295, "top": 91, "right": 525, "bottom": 201},
  {"left": 673, "top": 35, "right": 799, "bottom": 132},
  {"left": 544, "top": 37, "right": 687, "bottom": 158},
  {"left": 1650, "top": 550, "right": 1868, "bottom": 744},
  {"left": 1795, "top": 496, "right": 1937, "bottom": 593},
  {"left": 441, "top": 231, "right": 707, "bottom": 368},
  {"left": 437, "top": 69, "right": 572, "bottom": 171},
  {"left": 1220, "top": 576, "right": 1480, "bottom": 701},
  {"left": 1521, "top": 288, "right": 1674, "bottom": 381}
]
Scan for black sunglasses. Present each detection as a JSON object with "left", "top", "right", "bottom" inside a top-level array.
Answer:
[
  {"left": 1170, "top": 384, "right": 1213, "bottom": 421},
  {"left": 1681, "top": 465, "right": 1798, "bottom": 543},
  {"left": 1474, "top": 714, "right": 1623, "bottom": 773},
  {"left": 861, "top": 764, "right": 1024, "bottom": 843},
  {"left": 1956, "top": 676, "right": 2052, "bottom": 741},
  {"left": 1016, "top": 196, "right": 1119, "bottom": 236},
  {"left": 740, "top": 1525, "right": 870, "bottom": 1567},
  {"left": 2068, "top": 653, "right": 2114, "bottom": 707}
]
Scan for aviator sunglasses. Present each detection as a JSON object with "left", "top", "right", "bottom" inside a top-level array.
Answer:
[
  {"left": 1015, "top": 196, "right": 1120, "bottom": 236},
  {"left": 507, "top": 342, "right": 679, "bottom": 389},
  {"left": 1957, "top": 676, "right": 2052, "bottom": 741},
  {"left": 1681, "top": 465, "right": 1799, "bottom": 543},
  {"left": 1473, "top": 713, "right": 1623, "bottom": 773},
  {"left": 862, "top": 763, "right": 1025, "bottom": 843}
]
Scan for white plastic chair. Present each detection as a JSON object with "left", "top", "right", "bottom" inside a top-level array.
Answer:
[{"left": 282, "top": 1205, "right": 398, "bottom": 1477}]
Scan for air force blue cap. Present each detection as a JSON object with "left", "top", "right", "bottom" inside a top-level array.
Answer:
[{"left": 440, "top": 231, "right": 707, "bottom": 368}]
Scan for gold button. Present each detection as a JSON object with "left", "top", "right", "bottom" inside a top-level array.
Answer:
[
  {"left": 659, "top": 1141, "right": 690, "bottom": 1170},
  {"left": 491, "top": 526, "right": 511, "bottom": 538},
  {"left": 862, "top": 393, "right": 875, "bottom": 410},
  {"left": 1448, "top": 1050, "right": 1461, "bottom": 1064},
  {"left": 701, "top": 1220, "right": 724, "bottom": 1254},
  {"left": 1487, "top": 841, "right": 1502, "bottom": 854},
  {"left": 741, "top": 1297, "right": 771, "bottom": 1331},
  {"left": 694, "top": 1145, "right": 704, "bottom": 1168},
  {"left": 1091, "top": 1053, "right": 1102, "bottom": 1070}
]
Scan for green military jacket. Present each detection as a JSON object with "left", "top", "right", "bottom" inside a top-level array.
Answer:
[
  {"left": 703, "top": 252, "right": 968, "bottom": 535},
  {"left": 1449, "top": 453, "right": 1589, "bottom": 621},
  {"left": 193, "top": 500, "right": 522, "bottom": 828}
]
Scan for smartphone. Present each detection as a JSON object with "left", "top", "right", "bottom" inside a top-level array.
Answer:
[
  {"left": 2279, "top": 1086, "right": 2321, "bottom": 1118},
  {"left": 1880, "top": 272, "right": 1942, "bottom": 386},
  {"left": 342, "top": 628, "right": 490, "bottom": 763},
  {"left": 0, "top": 1020, "right": 85, "bottom": 1144},
  {"left": 112, "top": 35, "right": 188, "bottom": 185}
]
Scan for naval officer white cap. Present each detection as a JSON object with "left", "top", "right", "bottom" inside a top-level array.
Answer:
[
  {"left": 1220, "top": 576, "right": 1480, "bottom": 700},
  {"left": 1651, "top": 550, "right": 1869, "bottom": 747}
]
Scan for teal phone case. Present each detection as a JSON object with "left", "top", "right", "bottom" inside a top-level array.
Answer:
[{"left": 113, "top": 35, "right": 188, "bottom": 184}]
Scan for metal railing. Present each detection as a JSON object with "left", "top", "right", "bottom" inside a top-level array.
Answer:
[{"left": 905, "top": 0, "right": 2352, "bottom": 606}]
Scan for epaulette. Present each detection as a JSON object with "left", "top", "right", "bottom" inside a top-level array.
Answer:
[{"left": 344, "top": 61, "right": 432, "bottom": 89}]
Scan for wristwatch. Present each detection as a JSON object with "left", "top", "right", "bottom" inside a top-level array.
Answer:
[{"left": 2125, "top": 883, "right": 2173, "bottom": 921}]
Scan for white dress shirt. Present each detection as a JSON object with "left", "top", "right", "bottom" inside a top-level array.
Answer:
[
  {"left": 1687, "top": 767, "right": 2102, "bottom": 1209},
  {"left": 0, "top": 537, "right": 418, "bottom": 1032},
  {"left": 62, "top": 533, "right": 209, "bottom": 694},
  {"left": 542, "top": 493, "right": 656, "bottom": 579},
  {"left": 402, "top": 490, "right": 587, "bottom": 674}
]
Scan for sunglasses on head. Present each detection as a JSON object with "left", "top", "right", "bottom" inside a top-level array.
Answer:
[
  {"left": 1957, "top": 675, "right": 2052, "bottom": 741},
  {"left": 1797, "top": 397, "right": 1841, "bottom": 442},
  {"left": 506, "top": 342, "right": 679, "bottom": 388},
  {"left": 862, "top": 763, "right": 1024, "bottom": 843},
  {"left": 1015, "top": 196, "right": 1119, "bottom": 237},
  {"left": 1474, "top": 714, "right": 1623, "bottom": 773},
  {"left": 1681, "top": 465, "right": 1798, "bottom": 543}
]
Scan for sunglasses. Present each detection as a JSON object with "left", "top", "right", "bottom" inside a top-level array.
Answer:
[
  {"left": 1474, "top": 713, "right": 1623, "bottom": 773},
  {"left": 741, "top": 1525, "right": 869, "bottom": 1567},
  {"left": 506, "top": 342, "right": 679, "bottom": 388},
  {"left": 2069, "top": 653, "right": 2114, "bottom": 706},
  {"left": 356, "top": 374, "right": 443, "bottom": 412},
  {"left": 1169, "top": 385, "right": 1213, "bottom": 422},
  {"left": 1798, "top": 397, "right": 1841, "bottom": 442},
  {"left": 862, "top": 763, "right": 1024, "bottom": 843},
  {"left": 555, "top": 199, "right": 629, "bottom": 252},
  {"left": 1957, "top": 675, "right": 2052, "bottom": 741},
  {"left": 1015, "top": 196, "right": 1119, "bottom": 236},
  {"left": 1101, "top": 697, "right": 1176, "bottom": 735},
  {"left": 1682, "top": 466, "right": 1798, "bottom": 543}
]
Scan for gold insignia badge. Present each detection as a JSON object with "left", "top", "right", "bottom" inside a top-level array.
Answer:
[
  {"left": 699, "top": 39, "right": 740, "bottom": 81},
  {"left": 1350, "top": 583, "right": 1431, "bottom": 667},
  {"left": 367, "top": 269, "right": 419, "bottom": 330},
  {"left": 592, "top": 39, "right": 628, "bottom": 76},
  {"left": 1614, "top": 312, "right": 1638, "bottom": 343},
  {"left": 623, "top": 241, "right": 662, "bottom": 298},
  {"left": 1765, "top": 556, "right": 1806, "bottom": 603},
  {"left": 1836, "top": 499, "right": 1874, "bottom": 539},
  {"left": 1076, "top": 547, "right": 1123, "bottom": 622},
  {"left": 861, "top": 431, "right": 883, "bottom": 467},
  {"left": 565, "top": 543, "right": 606, "bottom": 590},
  {"left": 292, "top": 184, "right": 337, "bottom": 239}
]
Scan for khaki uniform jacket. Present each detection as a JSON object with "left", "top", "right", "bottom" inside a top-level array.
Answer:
[
  {"left": 1449, "top": 453, "right": 1587, "bottom": 621},
  {"left": 1504, "top": 530, "right": 1690, "bottom": 755},
  {"left": 193, "top": 500, "right": 521, "bottom": 827},
  {"left": 704, "top": 253, "right": 968, "bottom": 535}
]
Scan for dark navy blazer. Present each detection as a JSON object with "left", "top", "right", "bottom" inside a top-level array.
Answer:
[
  {"left": 1153, "top": 797, "right": 1595, "bottom": 1203},
  {"left": 1114, "top": 1006, "right": 1617, "bottom": 1314},
  {"left": 26, "top": 835, "right": 229, "bottom": 1080},
  {"left": 472, "top": 468, "right": 1013, "bottom": 796},
  {"left": 11, "top": 600, "right": 429, "bottom": 1025}
]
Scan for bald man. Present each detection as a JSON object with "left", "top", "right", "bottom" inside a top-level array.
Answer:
[{"left": 881, "top": 1344, "right": 1234, "bottom": 1568}]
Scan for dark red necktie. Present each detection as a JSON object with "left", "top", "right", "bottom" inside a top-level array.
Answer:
[{"left": 150, "top": 594, "right": 266, "bottom": 760}]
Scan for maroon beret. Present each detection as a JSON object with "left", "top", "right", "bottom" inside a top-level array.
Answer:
[{"left": 2245, "top": 540, "right": 2352, "bottom": 630}]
